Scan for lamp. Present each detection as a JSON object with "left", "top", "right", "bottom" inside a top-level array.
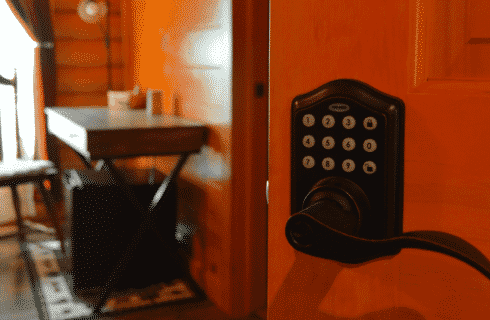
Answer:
[
  {"left": 77, "top": 0, "right": 112, "bottom": 90},
  {"left": 77, "top": 0, "right": 107, "bottom": 24}
]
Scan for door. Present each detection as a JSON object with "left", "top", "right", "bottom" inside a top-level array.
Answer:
[{"left": 269, "top": 0, "right": 490, "bottom": 319}]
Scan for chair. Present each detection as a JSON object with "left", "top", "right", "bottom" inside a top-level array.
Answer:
[{"left": 0, "top": 71, "right": 66, "bottom": 255}]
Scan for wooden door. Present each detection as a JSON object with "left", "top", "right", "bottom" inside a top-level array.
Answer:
[{"left": 269, "top": 0, "right": 490, "bottom": 318}]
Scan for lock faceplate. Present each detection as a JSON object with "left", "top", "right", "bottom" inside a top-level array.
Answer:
[{"left": 290, "top": 79, "right": 405, "bottom": 240}]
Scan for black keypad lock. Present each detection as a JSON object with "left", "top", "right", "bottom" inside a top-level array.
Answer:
[
  {"left": 286, "top": 79, "right": 490, "bottom": 280},
  {"left": 290, "top": 79, "right": 403, "bottom": 242}
]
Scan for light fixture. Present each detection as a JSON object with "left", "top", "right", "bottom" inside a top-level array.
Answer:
[
  {"left": 77, "top": 0, "right": 112, "bottom": 90},
  {"left": 77, "top": 0, "right": 107, "bottom": 24}
]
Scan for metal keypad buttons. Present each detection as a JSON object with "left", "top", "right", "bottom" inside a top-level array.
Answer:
[
  {"left": 303, "top": 135, "right": 315, "bottom": 148},
  {"left": 363, "top": 161, "right": 376, "bottom": 174},
  {"left": 342, "top": 159, "right": 355, "bottom": 172},
  {"left": 363, "top": 139, "right": 377, "bottom": 152},
  {"left": 322, "top": 136, "right": 335, "bottom": 149},
  {"left": 322, "top": 115, "right": 335, "bottom": 128},
  {"left": 322, "top": 157, "right": 335, "bottom": 170},
  {"left": 342, "top": 116, "right": 356, "bottom": 129},
  {"left": 303, "top": 114, "right": 315, "bottom": 127},
  {"left": 303, "top": 156, "right": 315, "bottom": 168},
  {"left": 363, "top": 117, "right": 377, "bottom": 130},
  {"left": 342, "top": 138, "right": 355, "bottom": 151}
]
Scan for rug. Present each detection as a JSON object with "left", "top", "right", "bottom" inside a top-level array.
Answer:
[{"left": 26, "top": 240, "right": 203, "bottom": 320}]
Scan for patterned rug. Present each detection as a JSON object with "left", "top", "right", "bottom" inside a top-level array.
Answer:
[{"left": 25, "top": 240, "right": 202, "bottom": 320}]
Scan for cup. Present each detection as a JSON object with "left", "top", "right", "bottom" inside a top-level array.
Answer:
[
  {"left": 107, "top": 90, "right": 131, "bottom": 111},
  {"left": 146, "top": 89, "right": 164, "bottom": 116}
]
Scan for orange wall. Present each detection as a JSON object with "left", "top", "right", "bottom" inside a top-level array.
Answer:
[
  {"left": 269, "top": 0, "right": 490, "bottom": 318},
  {"left": 126, "top": 0, "right": 241, "bottom": 315}
]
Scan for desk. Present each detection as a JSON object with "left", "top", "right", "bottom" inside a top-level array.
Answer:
[
  {"left": 44, "top": 107, "right": 208, "bottom": 318},
  {"left": 45, "top": 107, "right": 208, "bottom": 160}
]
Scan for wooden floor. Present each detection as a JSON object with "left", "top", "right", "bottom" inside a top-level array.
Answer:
[{"left": 0, "top": 225, "right": 263, "bottom": 320}]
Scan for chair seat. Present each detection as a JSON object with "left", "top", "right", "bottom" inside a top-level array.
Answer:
[{"left": 0, "top": 160, "right": 57, "bottom": 186}]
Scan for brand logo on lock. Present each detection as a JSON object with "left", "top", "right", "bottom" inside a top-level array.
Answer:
[{"left": 328, "top": 103, "right": 350, "bottom": 112}]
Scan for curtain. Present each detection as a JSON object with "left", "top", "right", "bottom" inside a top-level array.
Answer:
[
  {"left": 6, "top": 0, "right": 56, "bottom": 161},
  {"left": 0, "top": 0, "right": 55, "bottom": 224}
]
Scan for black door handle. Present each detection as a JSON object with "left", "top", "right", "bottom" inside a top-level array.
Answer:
[{"left": 286, "top": 177, "right": 490, "bottom": 280}]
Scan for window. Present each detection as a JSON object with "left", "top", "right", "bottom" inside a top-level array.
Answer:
[{"left": 0, "top": 0, "right": 38, "bottom": 224}]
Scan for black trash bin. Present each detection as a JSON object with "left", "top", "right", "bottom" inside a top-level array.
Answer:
[{"left": 62, "top": 167, "right": 183, "bottom": 294}]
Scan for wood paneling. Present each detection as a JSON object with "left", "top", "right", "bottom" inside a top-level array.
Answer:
[
  {"left": 53, "top": 13, "right": 121, "bottom": 40},
  {"left": 56, "top": 66, "right": 124, "bottom": 94},
  {"left": 56, "top": 67, "right": 107, "bottom": 92},
  {"left": 56, "top": 91, "right": 107, "bottom": 106},
  {"left": 50, "top": 0, "right": 126, "bottom": 106},
  {"left": 55, "top": 40, "right": 107, "bottom": 66},
  {"left": 55, "top": 39, "right": 122, "bottom": 67}
]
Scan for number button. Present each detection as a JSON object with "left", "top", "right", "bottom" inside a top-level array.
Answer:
[
  {"left": 342, "top": 138, "right": 355, "bottom": 151},
  {"left": 342, "top": 159, "right": 355, "bottom": 172},
  {"left": 342, "top": 116, "right": 356, "bottom": 129},
  {"left": 363, "top": 161, "right": 376, "bottom": 174},
  {"left": 322, "top": 115, "right": 335, "bottom": 128},
  {"left": 303, "top": 156, "right": 315, "bottom": 168},
  {"left": 322, "top": 136, "right": 335, "bottom": 150},
  {"left": 322, "top": 157, "right": 335, "bottom": 170},
  {"left": 363, "top": 139, "right": 377, "bottom": 152},
  {"left": 303, "top": 135, "right": 315, "bottom": 148},
  {"left": 303, "top": 114, "right": 315, "bottom": 127},
  {"left": 363, "top": 117, "right": 377, "bottom": 130}
]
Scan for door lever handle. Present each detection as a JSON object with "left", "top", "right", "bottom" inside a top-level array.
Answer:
[{"left": 286, "top": 177, "right": 490, "bottom": 281}]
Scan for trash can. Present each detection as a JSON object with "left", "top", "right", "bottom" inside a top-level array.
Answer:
[{"left": 62, "top": 167, "right": 183, "bottom": 293}]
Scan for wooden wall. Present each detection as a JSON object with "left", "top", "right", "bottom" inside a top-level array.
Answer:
[
  {"left": 50, "top": 0, "right": 126, "bottom": 107},
  {"left": 127, "top": 0, "right": 235, "bottom": 310},
  {"left": 126, "top": 0, "right": 267, "bottom": 317}
]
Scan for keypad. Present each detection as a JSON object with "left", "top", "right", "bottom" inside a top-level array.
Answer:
[
  {"left": 342, "top": 116, "right": 356, "bottom": 129},
  {"left": 363, "top": 139, "right": 377, "bottom": 152},
  {"left": 322, "top": 157, "right": 335, "bottom": 170},
  {"left": 301, "top": 113, "right": 380, "bottom": 175},
  {"left": 342, "top": 138, "right": 356, "bottom": 151},
  {"left": 322, "top": 136, "right": 335, "bottom": 149},
  {"left": 322, "top": 115, "right": 335, "bottom": 128},
  {"left": 303, "top": 135, "right": 315, "bottom": 148},
  {"left": 363, "top": 117, "right": 377, "bottom": 130},
  {"left": 303, "top": 114, "right": 315, "bottom": 127}
]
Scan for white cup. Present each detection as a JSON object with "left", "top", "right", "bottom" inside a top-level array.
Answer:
[{"left": 107, "top": 90, "right": 131, "bottom": 111}]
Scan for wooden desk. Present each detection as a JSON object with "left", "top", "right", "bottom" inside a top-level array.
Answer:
[
  {"left": 43, "top": 107, "right": 209, "bottom": 319},
  {"left": 45, "top": 107, "right": 208, "bottom": 161}
]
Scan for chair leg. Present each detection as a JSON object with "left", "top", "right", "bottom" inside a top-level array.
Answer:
[
  {"left": 36, "top": 180, "right": 67, "bottom": 256},
  {"left": 11, "top": 184, "right": 25, "bottom": 244}
]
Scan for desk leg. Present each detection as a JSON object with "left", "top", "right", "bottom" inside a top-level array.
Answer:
[{"left": 92, "top": 154, "right": 190, "bottom": 317}]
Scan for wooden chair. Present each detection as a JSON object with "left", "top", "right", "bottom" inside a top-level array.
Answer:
[{"left": 0, "top": 71, "right": 66, "bottom": 255}]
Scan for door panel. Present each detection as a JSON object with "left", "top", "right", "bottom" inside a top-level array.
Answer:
[{"left": 269, "top": 0, "right": 490, "bottom": 318}]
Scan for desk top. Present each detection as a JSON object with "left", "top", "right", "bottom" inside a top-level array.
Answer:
[{"left": 45, "top": 107, "right": 209, "bottom": 160}]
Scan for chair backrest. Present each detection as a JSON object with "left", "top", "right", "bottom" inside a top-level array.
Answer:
[{"left": 0, "top": 70, "right": 20, "bottom": 161}]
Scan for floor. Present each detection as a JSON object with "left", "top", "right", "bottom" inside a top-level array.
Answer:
[{"left": 0, "top": 223, "right": 263, "bottom": 320}]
